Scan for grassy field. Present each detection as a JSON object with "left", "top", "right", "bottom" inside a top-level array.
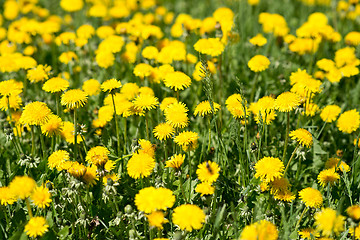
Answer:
[{"left": 1, "top": 0, "right": 360, "bottom": 239}]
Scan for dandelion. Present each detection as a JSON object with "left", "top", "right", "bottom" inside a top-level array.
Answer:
[
  {"left": 160, "top": 97, "right": 178, "bottom": 111},
  {"left": 137, "top": 139, "right": 156, "bottom": 158},
  {"left": 24, "top": 217, "right": 49, "bottom": 238},
  {"left": 0, "top": 187, "right": 16, "bottom": 206},
  {"left": 127, "top": 152, "right": 156, "bottom": 179},
  {"left": 48, "top": 150, "right": 70, "bottom": 170},
  {"left": 19, "top": 101, "right": 52, "bottom": 126},
  {"left": 61, "top": 89, "right": 88, "bottom": 110},
  {"left": 320, "top": 105, "right": 341, "bottom": 122},
  {"left": 194, "top": 101, "right": 221, "bottom": 117},
  {"left": 146, "top": 211, "right": 168, "bottom": 229},
  {"left": 193, "top": 38, "right": 225, "bottom": 57},
  {"left": 336, "top": 109, "right": 360, "bottom": 134},
  {"left": 314, "top": 208, "right": 345, "bottom": 236},
  {"left": 248, "top": 55, "right": 270, "bottom": 72},
  {"left": 317, "top": 168, "right": 340, "bottom": 187},
  {"left": 299, "top": 187, "right": 323, "bottom": 208},
  {"left": 255, "top": 157, "right": 284, "bottom": 182},
  {"left": 249, "top": 33, "right": 267, "bottom": 46},
  {"left": 82, "top": 79, "right": 101, "bottom": 96},
  {"left": 101, "top": 78, "right": 122, "bottom": 93},
  {"left": 325, "top": 158, "right": 350, "bottom": 173},
  {"left": 172, "top": 204, "right": 205, "bottom": 231},
  {"left": 41, "top": 114, "right": 63, "bottom": 137},
  {"left": 153, "top": 123, "right": 174, "bottom": 141},
  {"left": 133, "top": 94, "right": 159, "bottom": 111},
  {"left": 195, "top": 182, "right": 215, "bottom": 196},
  {"left": 67, "top": 162, "right": 86, "bottom": 178},
  {"left": 0, "top": 79, "right": 23, "bottom": 97},
  {"left": 163, "top": 71, "right": 192, "bottom": 91},
  {"left": 9, "top": 175, "right": 36, "bottom": 199},
  {"left": 275, "top": 92, "right": 301, "bottom": 112},
  {"left": 225, "top": 94, "right": 248, "bottom": 119},
  {"left": 164, "top": 102, "right": 189, "bottom": 128},
  {"left": 82, "top": 165, "right": 98, "bottom": 186},
  {"left": 30, "top": 186, "right": 52, "bottom": 208},
  {"left": 196, "top": 161, "right": 220, "bottom": 183},
  {"left": 135, "top": 187, "right": 175, "bottom": 213},
  {"left": 289, "top": 128, "right": 313, "bottom": 148},
  {"left": 240, "top": 220, "right": 278, "bottom": 240},
  {"left": 86, "top": 146, "right": 110, "bottom": 166},
  {"left": 42, "top": 77, "right": 69, "bottom": 93},
  {"left": 347, "top": 205, "right": 360, "bottom": 221},
  {"left": 174, "top": 131, "right": 199, "bottom": 151},
  {"left": 27, "top": 65, "right": 51, "bottom": 83},
  {"left": 165, "top": 154, "right": 185, "bottom": 169},
  {"left": 298, "top": 228, "right": 320, "bottom": 239}
]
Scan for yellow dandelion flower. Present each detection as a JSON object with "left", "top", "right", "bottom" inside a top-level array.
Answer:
[
  {"left": 61, "top": 121, "right": 83, "bottom": 144},
  {"left": 82, "top": 79, "right": 101, "bottom": 96},
  {"left": 27, "top": 65, "right": 51, "bottom": 83},
  {"left": 127, "top": 152, "right": 155, "bottom": 179},
  {"left": 67, "top": 162, "right": 86, "bottom": 178},
  {"left": 48, "top": 150, "right": 70, "bottom": 171},
  {"left": 193, "top": 38, "right": 225, "bottom": 57},
  {"left": 9, "top": 175, "right": 36, "bottom": 199},
  {"left": 325, "top": 158, "right": 350, "bottom": 173},
  {"left": 30, "top": 185, "right": 52, "bottom": 208},
  {"left": 146, "top": 211, "right": 168, "bottom": 229},
  {"left": 42, "top": 77, "right": 69, "bottom": 93},
  {"left": 298, "top": 228, "right": 320, "bottom": 239},
  {"left": 102, "top": 173, "right": 119, "bottom": 186},
  {"left": 249, "top": 34, "right": 267, "bottom": 47},
  {"left": 345, "top": 31, "right": 360, "bottom": 46},
  {"left": 137, "top": 139, "right": 156, "bottom": 158},
  {"left": 174, "top": 131, "right": 199, "bottom": 151},
  {"left": 195, "top": 182, "right": 215, "bottom": 196},
  {"left": 289, "top": 128, "right": 313, "bottom": 148},
  {"left": 24, "top": 217, "right": 49, "bottom": 238},
  {"left": 0, "top": 187, "right": 16, "bottom": 206},
  {"left": 337, "top": 109, "right": 360, "bottom": 134},
  {"left": 133, "top": 63, "right": 153, "bottom": 78},
  {"left": 165, "top": 154, "right": 185, "bottom": 169},
  {"left": 255, "top": 157, "right": 284, "bottom": 182},
  {"left": 273, "top": 189, "right": 296, "bottom": 202},
  {"left": 104, "top": 160, "right": 116, "bottom": 172},
  {"left": 350, "top": 225, "right": 360, "bottom": 240},
  {"left": 194, "top": 101, "right": 220, "bottom": 117},
  {"left": 196, "top": 161, "right": 220, "bottom": 183},
  {"left": 96, "top": 51, "right": 114, "bottom": 68},
  {"left": 0, "top": 79, "right": 23, "bottom": 97},
  {"left": 320, "top": 105, "right": 341, "bottom": 122},
  {"left": 269, "top": 177, "right": 290, "bottom": 194},
  {"left": 153, "top": 123, "right": 174, "bottom": 141},
  {"left": 101, "top": 78, "right": 122, "bottom": 93},
  {"left": 121, "top": 83, "right": 140, "bottom": 100},
  {"left": 163, "top": 71, "right": 192, "bottom": 91},
  {"left": 164, "top": 102, "right": 189, "bottom": 128},
  {"left": 248, "top": 55, "right": 270, "bottom": 72},
  {"left": 315, "top": 208, "right": 345, "bottom": 237},
  {"left": 299, "top": 187, "right": 323, "bottom": 208},
  {"left": 82, "top": 165, "right": 98, "bottom": 186},
  {"left": 0, "top": 94, "right": 22, "bottom": 111},
  {"left": 86, "top": 146, "right": 109, "bottom": 166},
  {"left": 41, "top": 114, "right": 63, "bottom": 137},
  {"left": 172, "top": 204, "right": 205, "bottom": 231},
  {"left": 317, "top": 168, "right": 340, "bottom": 187},
  {"left": 133, "top": 94, "right": 159, "bottom": 111},
  {"left": 160, "top": 97, "right": 178, "bottom": 111},
  {"left": 347, "top": 205, "right": 360, "bottom": 221},
  {"left": 142, "top": 46, "right": 159, "bottom": 60},
  {"left": 275, "top": 92, "right": 301, "bottom": 112},
  {"left": 135, "top": 187, "right": 175, "bottom": 213},
  {"left": 240, "top": 220, "right": 278, "bottom": 240},
  {"left": 61, "top": 89, "right": 88, "bottom": 109},
  {"left": 226, "top": 93, "right": 248, "bottom": 119},
  {"left": 20, "top": 101, "right": 52, "bottom": 126}
]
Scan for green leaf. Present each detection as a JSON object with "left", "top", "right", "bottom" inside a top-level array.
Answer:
[{"left": 58, "top": 226, "right": 70, "bottom": 239}]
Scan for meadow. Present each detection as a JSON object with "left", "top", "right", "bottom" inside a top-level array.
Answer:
[{"left": 1, "top": 0, "right": 360, "bottom": 239}]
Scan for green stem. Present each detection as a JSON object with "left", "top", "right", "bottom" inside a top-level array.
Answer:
[
  {"left": 179, "top": 171, "right": 188, "bottom": 203},
  {"left": 26, "top": 198, "right": 33, "bottom": 218},
  {"left": 73, "top": 109, "right": 78, "bottom": 161},
  {"left": 31, "top": 126, "right": 35, "bottom": 157},
  {"left": 111, "top": 94, "right": 121, "bottom": 156},
  {"left": 56, "top": 93, "right": 60, "bottom": 116},
  {"left": 250, "top": 73, "right": 259, "bottom": 102},
  {"left": 257, "top": 123, "right": 265, "bottom": 161},
  {"left": 38, "top": 126, "right": 46, "bottom": 160},
  {"left": 295, "top": 207, "right": 308, "bottom": 231},
  {"left": 145, "top": 113, "right": 149, "bottom": 140},
  {"left": 123, "top": 118, "right": 127, "bottom": 153},
  {"left": 188, "top": 152, "right": 192, "bottom": 203},
  {"left": 282, "top": 112, "right": 290, "bottom": 162},
  {"left": 284, "top": 144, "right": 300, "bottom": 176},
  {"left": 207, "top": 117, "right": 211, "bottom": 152}
]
